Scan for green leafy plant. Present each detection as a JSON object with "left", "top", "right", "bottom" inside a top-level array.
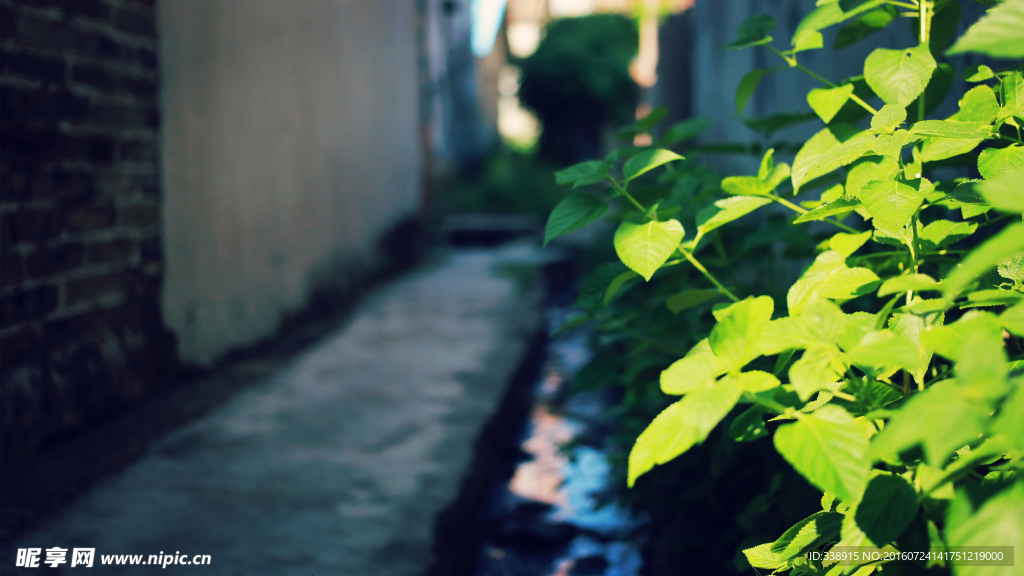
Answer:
[{"left": 545, "top": 1, "right": 1024, "bottom": 574}]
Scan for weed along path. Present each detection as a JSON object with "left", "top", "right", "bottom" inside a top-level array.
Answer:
[{"left": 12, "top": 243, "right": 543, "bottom": 575}]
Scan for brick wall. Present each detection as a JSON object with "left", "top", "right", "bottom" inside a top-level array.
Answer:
[{"left": 1, "top": 0, "right": 176, "bottom": 459}]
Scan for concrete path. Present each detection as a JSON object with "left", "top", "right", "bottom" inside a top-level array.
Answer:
[{"left": 12, "top": 245, "right": 542, "bottom": 576}]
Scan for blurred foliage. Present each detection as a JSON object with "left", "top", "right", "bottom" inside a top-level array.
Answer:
[
  {"left": 518, "top": 14, "right": 639, "bottom": 164},
  {"left": 437, "top": 148, "right": 564, "bottom": 218}
]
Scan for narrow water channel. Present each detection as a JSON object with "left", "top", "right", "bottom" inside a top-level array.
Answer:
[{"left": 473, "top": 303, "right": 645, "bottom": 576}]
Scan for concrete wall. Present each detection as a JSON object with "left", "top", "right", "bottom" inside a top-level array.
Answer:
[{"left": 159, "top": 0, "right": 422, "bottom": 365}]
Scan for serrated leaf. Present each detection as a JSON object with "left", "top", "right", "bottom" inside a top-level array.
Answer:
[
  {"left": 978, "top": 145, "right": 1024, "bottom": 180},
  {"left": 790, "top": 346, "right": 846, "bottom": 400},
  {"left": 878, "top": 274, "right": 940, "bottom": 296},
  {"left": 919, "top": 136, "right": 986, "bottom": 162},
  {"left": 794, "top": 0, "right": 887, "bottom": 40},
  {"left": 830, "top": 231, "right": 873, "bottom": 257},
  {"left": 793, "top": 198, "right": 862, "bottom": 224},
  {"left": 725, "top": 13, "right": 776, "bottom": 50},
  {"left": 709, "top": 296, "right": 775, "bottom": 370},
  {"left": 742, "top": 543, "right": 787, "bottom": 570},
  {"left": 544, "top": 194, "right": 609, "bottom": 246},
  {"left": 1000, "top": 71, "right": 1024, "bottom": 118},
  {"left": 954, "top": 85, "right": 1001, "bottom": 123},
  {"left": 661, "top": 353, "right": 726, "bottom": 395},
  {"left": 872, "top": 130, "right": 920, "bottom": 157},
  {"left": 623, "top": 148, "right": 684, "bottom": 181},
  {"left": 772, "top": 511, "right": 843, "bottom": 559},
  {"left": 816, "top": 267, "right": 881, "bottom": 299},
  {"left": 1000, "top": 302, "right": 1024, "bottom": 336},
  {"left": 613, "top": 219, "right": 685, "bottom": 281},
  {"left": 858, "top": 179, "right": 931, "bottom": 235},
  {"left": 730, "top": 406, "right": 770, "bottom": 442},
  {"left": 773, "top": 405, "right": 870, "bottom": 502},
  {"left": 945, "top": 481, "right": 1024, "bottom": 576},
  {"left": 834, "top": 5, "right": 899, "bottom": 50},
  {"left": 869, "top": 382, "right": 990, "bottom": 466},
  {"left": 854, "top": 474, "right": 919, "bottom": 546},
  {"left": 696, "top": 196, "right": 772, "bottom": 236},
  {"left": 736, "top": 68, "right": 776, "bottom": 115},
  {"left": 845, "top": 330, "right": 921, "bottom": 372},
  {"left": 628, "top": 377, "right": 742, "bottom": 486},
  {"left": 555, "top": 160, "right": 606, "bottom": 185},
  {"left": 801, "top": 132, "right": 877, "bottom": 188},
  {"left": 945, "top": 223, "right": 1024, "bottom": 295},
  {"left": 963, "top": 65, "right": 995, "bottom": 83},
  {"left": 822, "top": 491, "right": 836, "bottom": 511},
  {"left": 947, "top": 0, "right": 1024, "bottom": 59},
  {"left": 999, "top": 251, "right": 1024, "bottom": 283},
  {"left": 966, "top": 288, "right": 1023, "bottom": 307},
  {"left": 919, "top": 220, "right": 977, "bottom": 250},
  {"left": 809, "top": 85, "right": 856, "bottom": 123},
  {"left": 666, "top": 288, "right": 724, "bottom": 314},
  {"left": 792, "top": 124, "right": 860, "bottom": 191},
  {"left": 909, "top": 120, "right": 993, "bottom": 140},
  {"left": 976, "top": 168, "right": 1024, "bottom": 213},
  {"left": 864, "top": 45, "right": 937, "bottom": 108},
  {"left": 920, "top": 312, "right": 1003, "bottom": 362},
  {"left": 846, "top": 156, "right": 900, "bottom": 197},
  {"left": 870, "top": 104, "right": 906, "bottom": 133}
]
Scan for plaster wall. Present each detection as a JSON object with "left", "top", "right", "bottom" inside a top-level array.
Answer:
[{"left": 159, "top": 0, "right": 421, "bottom": 364}]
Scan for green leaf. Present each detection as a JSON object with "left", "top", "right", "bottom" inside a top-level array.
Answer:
[
  {"left": 947, "top": 0, "right": 1024, "bottom": 59},
  {"left": 963, "top": 64, "right": 995, "bottom": 83},
  {"left": 1000, "top": 302, "right": 1024, "bottom": 337},
  {"left": 696, "top": 196, "right": 772, "bottom": 236},
  {"left": 544, "top": 194, "right": 609, "bottom": 246},
  {"left": 919, "top": 220, "right": 977, "bottom": 250},
  {"left": 623, "top": 149, "right": 684, "bottom": 181},
  {"left": 830, "top": 231, "right": 873, "bottom": 257},
  {"left": 945, "top": 223, "right": 1024, "bottom": 295},
  {"left": 869, "top": 382, "right": 990, "bottom": 466},
  {"left": 736, "top": 69, "right": 777, "bottom": 115},
  {"left": 878, "top": 273, "right": 940, "bottom": 296},
  {"left": 791, "top": 29, "right": 824, "bottom": 53},
  {"left": 834, "top": 5, "right": 899, "bottom": 50},
  {"left": 872, "top": 130, "right": 920, "bottom": 158},
  {"left": 730, "top": 406, "right": 770, "bottom": 442},
  {"left": 994, "top": 383, "right": 1024, "bottom": 448},
  {"left": 574, "top": 262, "right": 628, "bottom": 311},
  {"left": 816, "top": 267, "right": 882, "bottom": 299},
  {"left": 628, "top": 377, "right": 742, "bottom": 486},
  {"left": 660, "top": 118, "right": 710, "bottom": 147},
  {"left": 978, "top": 145, "right": 1024, "bottom": 180},
  {"left": 920, "top": 311, "right": 1003, "bottom": 362},
  {"left": 661, "top": 353, "right": 726, "bottom": 395},
  {"left": 709, "top": 296, "right": 775, "bottom": 370},
  {"left": 773, "top": 405, "right": 871, "bottom": 502},
  {"left": 792, "top": 124, "right": 860, "bottom": 191},
  {"left": 801, "top": 132, "right": 877, "bottom": 189},
  {"left": 555, "top": 160, "right": 606, "bottom": 185},
  {"left": 846, "top": 156, "right": 900, "bottom": 198},
  {"left": 742, "top": 543, "right": 787, "bottom": 571},
  {"left": 870, "top": 104, "right": 906, "bottom": 134},
  {"left": 604, "top": 270, "right": 638, "bottom": 305},
  {"left": 772, "top": 511, "right": 843, "bottom": 559},
  {"left": 954, "top": 85, "right": 1001, "bottom": 123},
  {"left": 919, "top": 136, "right": 985, "bottom": 162},
  {"left": 809, "top": 85, "right": 856, "bottom": 123},
  {"left": 854, "top": 474, "right": 919, "bottom": 546},
  {"left": 945, "top": 482, "right": 1024, "bottom": 576},
  {"left": 666, "top": 288, "right": 725, "bottom": 314},
  {"left": 725, "top": 14, "right": 776, "bottom": 50},
  {"left": 721, "top": 175, "right": 772, "bottom": 197},
  {"left": 737, "top": 370, "right": 781, "bottom": 393},
  {"left": 613, "top": 219, "right": 685, "bottom": 281},
  {"left": 793, "top": 198, "right": 862, "bottom": 224},
  {"left": 858, "top": 179, "right": 931, "bottom": 235},
  {"left": 743, "top": 112, "right": 819, "bottom": 138},
  {"left": 864, "top": 45, "right": 937, "bottom": 108},
  {"left": 909, "top": 120, "right": 993, "bottom": 140},
  {"left": 845, "top": 330, "right": 921, "bottom": 372},
  {"left": 976, "top": 168, "right": 1024, "bottom": 213},
  {"left": 790, "top": 346, "right": 846, "bottom": 400},
  {"left": 794, "top": 0, "right": 887, "bottom": 40},
  {"left": 999, "top": 251, "right": 1024, "bottom": 283},
  {"left": 1000, "top": 71, "right": 1024, "bottom": 118}
]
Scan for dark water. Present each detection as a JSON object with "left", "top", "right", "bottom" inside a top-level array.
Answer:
[{"left": 475, "top": 307, "right": 644, "bottom": 576}]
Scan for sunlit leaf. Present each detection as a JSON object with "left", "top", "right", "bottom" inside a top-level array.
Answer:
[
  {"left": 878, "top": 274, "right": 940, "bottom": 296},
  {"left": 809, "top": 85, "right": 855, "bottom": 124},
  {"left": 858, "top": 179, "right": 931, "bottom": 235},
  {"left": 945, "top": 223, "right": 1024, "bottom": 295},
  {"left": 623, "top": 149, "right": 684, "bottom": 181},
  {"left": 696, "top": 196, "right": 772, "bottom": 236},
  {"left": 854, "top": 474, "right": 918, "bottom": 546},
  {"left": 864, "top": 45, "right": 937, "bottom": 108},
  {"left": 774, "top": 405, "right": 870, "bottom": 502},
  {"left": 947, "top": 0, "right": 1024, "bottom": 59}
]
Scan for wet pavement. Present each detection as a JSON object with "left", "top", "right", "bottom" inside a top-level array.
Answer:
[{"left": 9, "top": 244, "right": 543, "bottom": 576}]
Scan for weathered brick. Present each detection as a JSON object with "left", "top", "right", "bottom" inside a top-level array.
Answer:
[
  {"left": 0, "top": 284, "right": 58, "bottom": 325},
  {"left": 0, "top": 52, "right": 66, "bottom": 83},
  {"left": 4, "top": 208, "right": 64, "bottom": 245},
  {"left": 70, "top": 63, "right": 116, "bottom": 91},
  {"left": 25, "top": 243, "right": 84, "bottom": 278},
  {"left": 88, "top": 238, "right": 134, "bottom": 264},
  {"left": 66, "top": 205, "right": 114, "bottom": 231},
  {"left": 1, "top": 253, "right": 25, "bottom": 288},
  {"left": 123, "top": 202, "right": 159, "bottom": 227},
  {"left": 66, "top": 272, "right": 124, "bottom": 307},
  {"left": 29, "top": 170, "right": 94, "bottom": 204}
]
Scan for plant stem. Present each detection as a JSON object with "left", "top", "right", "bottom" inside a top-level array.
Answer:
[
  {"left": 765, "top": 46, "right": 878, "bottom": 115},
  {"left": 885, "top": 0, "right": 919, "bottom": 9},
  {"left": 767, "top": 194, "right": 860, "bottom": 233},
  {"left": 680, "top": 250, "right": 740, "bottom": 302},
  {"left": 610, "top": 179, "right": 648, "bottom": 213},
  {"left": 916, "top": 1, "right": 931, "bottom": 121}
]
